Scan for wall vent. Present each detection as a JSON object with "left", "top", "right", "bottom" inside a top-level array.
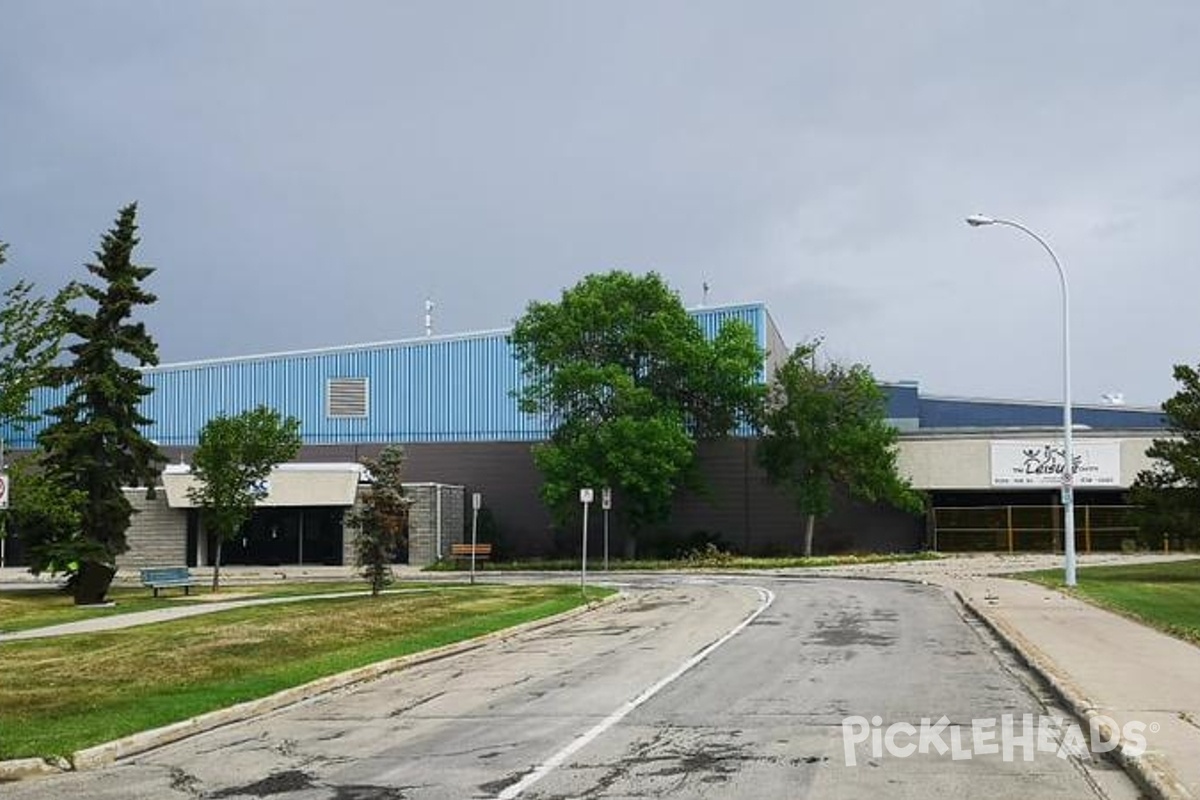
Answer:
[{"left": 327, "top": 377, "right": 369, "bottom": 418}]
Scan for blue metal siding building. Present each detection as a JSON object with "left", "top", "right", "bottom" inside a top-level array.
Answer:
[
  {"left": 9, "top": 303, "right": 776, "bottom": 449},
  {"left": 880, "top": 381, "right": 1166, "bottom": 432},
  {"left": 4, "top": 297, "right": 1173, "bottom": 562}
]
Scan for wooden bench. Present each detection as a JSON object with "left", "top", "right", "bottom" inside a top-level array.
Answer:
[
  {"left": 450, "top": 543, "right": 493, "bottom": 565},
  {"left": 140, "top": 567, "right": 199, "bottom": 597}
]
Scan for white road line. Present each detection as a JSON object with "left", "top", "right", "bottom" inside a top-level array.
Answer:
[{"left": 496, "top": 584, "right": 776, "bottom": 799}]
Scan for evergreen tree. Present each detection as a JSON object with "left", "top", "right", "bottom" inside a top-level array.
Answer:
[
  {"left": 1131, "top": 363, "right": 1200, "bottom": 544},
  {"left": 37, "top": 204, "right": 164, "bottom": 603},
  {"left": 347, "top": 445, "right": 410, "bottom": 595}
]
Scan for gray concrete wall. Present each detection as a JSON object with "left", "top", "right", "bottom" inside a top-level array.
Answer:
[
  {"left": 341, "top": 500, "right": 361, "bottom": 568},
  {"left": 116, "top": 490, "right": 189, "bottom": 570},
  {"left": 339, "top": 483, "right": 465, "bottom": 568},
  {"left": 402, "top": 484, "right": 465, "bottom": 567}
]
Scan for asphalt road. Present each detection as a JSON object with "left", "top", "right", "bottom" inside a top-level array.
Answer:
[{"left": 6, "top": 576, "right": 1140, "bottom": 799}]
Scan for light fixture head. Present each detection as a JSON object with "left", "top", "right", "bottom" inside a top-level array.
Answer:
[{"left": 965, "top": 214, "right": 996, "bottom": 227}]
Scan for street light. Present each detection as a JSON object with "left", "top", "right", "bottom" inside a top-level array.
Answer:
[{"left": 966, "top": 214, "right": 1077, "bottom": 587}]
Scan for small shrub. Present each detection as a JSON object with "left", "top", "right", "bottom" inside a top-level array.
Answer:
[{"left": 680, "top": 542, "right": 737, "bottom": 567}]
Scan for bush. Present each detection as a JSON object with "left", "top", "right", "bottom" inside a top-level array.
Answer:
[{"left": 680, "top": 542, "right": 737, "bottom": 567}]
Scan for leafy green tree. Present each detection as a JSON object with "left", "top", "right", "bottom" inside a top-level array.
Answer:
[
  {"left": 510, "top": 271, "right": 762, "bottom": 555},
  {"left": 0, "top": 243, "right": 80, "bottom": 554},
  {"left": 187, "top": 405, "right": 302, "bottom": 591},
  {"left": 1130, "top": 363, "right": 1200, "bottom": 544},
  {"left": 0, "top": 241, "right": 80, "bottom": 430},
  {"left": 757, "top": 341, "right": 922, "bottom": 556},
  {"left": 36, "top": 204, "right": 165, "bottom": 603},
  {"left": 347, "top": 445, "right": 410, "bottom": 595},
  {"left": 6, "top": 455, "right": 88, "bottom": 579}
]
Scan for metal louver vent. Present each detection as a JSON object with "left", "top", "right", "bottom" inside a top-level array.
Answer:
[{"left": 327, "top": 377, "right": 369, "bottom": 418}]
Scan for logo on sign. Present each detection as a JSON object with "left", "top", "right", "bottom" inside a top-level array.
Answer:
[{"left": 990, "top": 441, "right": 1121, "bottom": 488}]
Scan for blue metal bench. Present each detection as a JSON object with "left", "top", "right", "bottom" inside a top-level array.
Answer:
[{"left": 140, "top": 567, "right": 199, "bottom": 597}]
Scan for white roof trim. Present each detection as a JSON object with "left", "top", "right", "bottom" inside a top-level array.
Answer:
[{"left": 142, "top": 301, "right": 767, "bottom": 373}]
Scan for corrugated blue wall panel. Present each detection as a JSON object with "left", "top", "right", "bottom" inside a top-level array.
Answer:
[{"left": 6, "top": 304, "right": 770, "bottom": 447}]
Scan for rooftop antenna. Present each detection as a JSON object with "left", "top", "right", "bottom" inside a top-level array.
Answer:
[
  {"left": 701, "top": 280, "right": 710, "bottom": 307},
  {"left": 424, "top": 298, "right": 434, "bottom": 337}
]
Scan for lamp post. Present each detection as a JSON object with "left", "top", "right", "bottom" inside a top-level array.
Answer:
[{"left": 966, "top": 214, "right": 1077, "bottom": 587}]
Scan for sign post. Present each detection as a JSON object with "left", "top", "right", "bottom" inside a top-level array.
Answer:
[
  {"left": 579, "top": 488, "right": 593, "bottom": 595},
  {"left": 470, "top": 492, "right": 482, "bottom": 586},
  {"left": 601, "top": 487, "right": 612, "bottom": 571},
  {"left": 0, "top": 471, "right": 8, "bottom": 569}
]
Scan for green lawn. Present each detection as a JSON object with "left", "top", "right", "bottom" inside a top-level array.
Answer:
[
  {"left": 1021, "top": 559, "right": 1200, "bottom": 645},
  {"left": 0, "top": 580, "right": 435, "bottom": 634},
  {"left": 0, "top": 584, "right": 608, "bottom": 760},
  {"left": 424, "top": 551, "right": 941, "bottom": 572}
]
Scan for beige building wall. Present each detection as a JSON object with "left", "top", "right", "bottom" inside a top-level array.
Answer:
[
  {"left": 897, "top": 433, "right": 1162, "bottom": 491},
  {"left": 895, "top": 438, "right": 991, "bottom": 490}
]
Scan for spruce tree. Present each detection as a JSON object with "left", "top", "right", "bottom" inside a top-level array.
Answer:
[{"left": 38, "top": 203, "right": 164, "bottom": 603}]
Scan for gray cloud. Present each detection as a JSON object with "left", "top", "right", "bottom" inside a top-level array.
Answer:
[{"left": 2, "top": 1, "right": 1198, "bottom": 407}]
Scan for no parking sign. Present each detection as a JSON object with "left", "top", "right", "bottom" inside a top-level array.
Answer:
[{"left": 0, "top": 473, "right": 9, "bottom": 509}]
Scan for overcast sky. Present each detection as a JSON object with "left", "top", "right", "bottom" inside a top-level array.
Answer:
[{"left": 2, "top": 2, "right": 1197, "bottom": 408}]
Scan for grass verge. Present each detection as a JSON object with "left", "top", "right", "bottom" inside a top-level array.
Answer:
[
  {"left": 0, "top": 580, "right": 435, "bottom": 634},
  {"left": 423, "top": 551, "right": 941, "bottom": 572},
  {"left": 0, "top": 584, "right": 608, "bottom": 760},
  {"left": 1020, "top": 559, "right": 1200, "bottom": 645}
]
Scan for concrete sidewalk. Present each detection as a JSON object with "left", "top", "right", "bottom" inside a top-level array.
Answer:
[
  {"left": 817, "top": 554, "right": 1200, "bottom": 800},
  {"left": 954, "top": 576, "right": 1200, "bottom": 800}
]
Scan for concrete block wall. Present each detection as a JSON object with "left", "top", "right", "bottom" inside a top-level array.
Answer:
[
  {"left": 342, "top": 483, "right": 465, "bottom": 568},
  {"left": 405, "top": 484, "right": 465, "bottom": 567},
  {"left": 341, "top": 500, "right": 362, "bottom": 568},
  {"left": 116, "top": 489, "right": 189, "bottom": 570}
]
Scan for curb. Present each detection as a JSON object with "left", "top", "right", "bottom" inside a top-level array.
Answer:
[
  {"left": 955, "top": 589, "right": 1193, "bottom": 800},
  {"left": 0, "top": 590, "right": 621, "bottom": 782}
]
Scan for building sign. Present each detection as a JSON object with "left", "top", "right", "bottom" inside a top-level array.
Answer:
[{"left": 990, "top": 440, "right": 1122, "bottom": 488}]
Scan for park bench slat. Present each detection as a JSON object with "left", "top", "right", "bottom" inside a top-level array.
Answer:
[
  {"left": 449, "top": 543, "right": 493, "bottom": 560},
  {"left": 140, "top": 567, "right": 199, "bottom": 597}
]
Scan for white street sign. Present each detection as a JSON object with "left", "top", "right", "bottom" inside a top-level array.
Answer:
[
  {"left": 472, "top": 492, "right": 482, "bottom": 510},
  {"left": 0, "top": 473, "right": 8, "bottom": 509},
  {"left": 580, "top": 487, "right": 594, "bottom": 504},
  {"left": 601, "top": 487, "right": 612, "bottom": 510}
]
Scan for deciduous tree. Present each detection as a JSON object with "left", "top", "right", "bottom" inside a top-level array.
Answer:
[
  {"left": 188, "top": 405, "right": 302, "bottom": 591},
  {"left": 757, "top": 341, "right": 921, "bottom": 556},
  {"left": 510, "top": 271, "right": 762, "bottom": 555},
  {"left": 0, "top": 241, "right": 80, "bottom": 431},
  {"left": 6, "top": 455, "right": 88, "bottom": 578}
]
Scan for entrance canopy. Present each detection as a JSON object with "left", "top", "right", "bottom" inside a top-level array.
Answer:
[{"left": 161, "top": 463, "right": 364, "bottom": 508}]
